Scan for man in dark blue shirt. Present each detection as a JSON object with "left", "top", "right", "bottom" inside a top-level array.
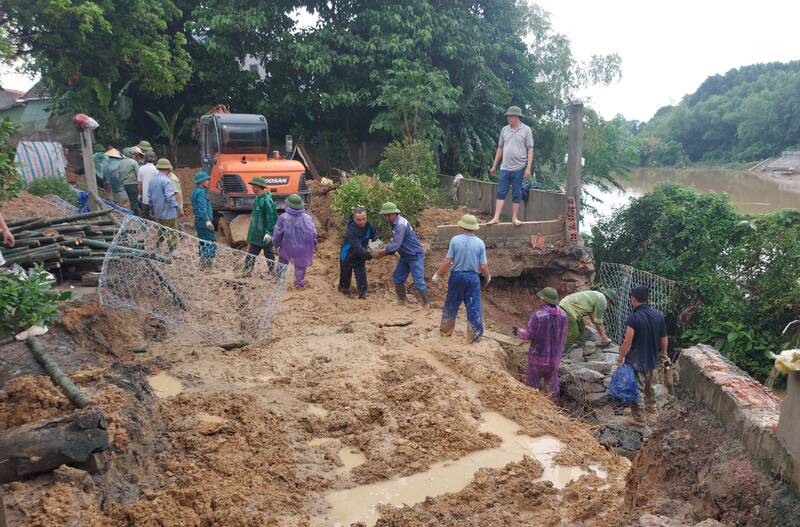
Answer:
[{"left": 618, "top": 286, "right": 668, "bottom": 424}]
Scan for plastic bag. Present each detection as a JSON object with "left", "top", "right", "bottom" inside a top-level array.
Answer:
[{"left": 607, "top": 363, "right": 640, "bottom": 404}]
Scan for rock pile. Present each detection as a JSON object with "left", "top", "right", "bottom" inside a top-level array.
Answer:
[{"left": 559, "top": 335, "right": 670, "bottom": 458}]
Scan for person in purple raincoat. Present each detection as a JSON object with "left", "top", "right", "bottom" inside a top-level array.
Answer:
[
  {"left": 272, "top": 194, "right": 317, "bottom": 287},
  {"left": 513, "top": 287, "right": 568, "bottom": 403}
]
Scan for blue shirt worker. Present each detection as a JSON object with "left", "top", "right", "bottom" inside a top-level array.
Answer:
[
  {"left": 191, "top": 172, "right": 217, "bottom": 270},
  {"left": 618, "top": 286, "right": 669, "bottom": 425},
  {"left": 378, "top": 202, "right": 428, "bottom": 305},
  {"left": 432, "top": 214, "right": 491, "bottom": 343},
  {"left": 148, "top": 158, "right": 181, "bottom": 252}
]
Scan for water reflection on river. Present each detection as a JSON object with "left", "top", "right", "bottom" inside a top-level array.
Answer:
[{"left": 582, "top": 168, "right": 800, "bottom": 231}]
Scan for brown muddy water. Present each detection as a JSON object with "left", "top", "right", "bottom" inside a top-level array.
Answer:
[{"left": 583, "top": 167, "right": 800, "bottom": 231}]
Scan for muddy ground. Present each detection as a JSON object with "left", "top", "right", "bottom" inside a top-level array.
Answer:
[{"left": 1, "top": 181, "right": 797, "bottom": 526}]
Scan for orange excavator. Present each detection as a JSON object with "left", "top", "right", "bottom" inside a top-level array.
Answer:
[{"left": 199, "top": 105, "right": 309, "bottom": 247}]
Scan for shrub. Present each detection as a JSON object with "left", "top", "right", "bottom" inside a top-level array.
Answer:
[
  {"left": 0, "top": 266, "right": 72, "bottom": 337},
  {"left": 0, "top": 117, "right": 21, "bottom": 205},
  {"left": 25, "top": 176, "right": 79, "bottom": 206},
  {"left": 331, "top": 172, "right": 428, "bottom": 239},
  {"left": 591, "top": 182, "right": 798, "bottom": 381},
  {"left": 376, "top": 141, "right": 438, "bottom": 192}
]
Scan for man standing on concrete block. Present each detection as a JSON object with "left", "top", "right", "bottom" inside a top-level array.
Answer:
[
  {"left": 376, "top": 202, "right": 428, "bottom": 305},
  {"left": 618, "top": 286, "right": 668, "bottom": 425},
  {"left": 433, "top": 214, "right": 491, "bottom": 342},
  {"left": 513, "top": 287, "right": 568, "bottom": 403},
  {"left": 487, "top": 105, "right": 534, "bottom": 226}
]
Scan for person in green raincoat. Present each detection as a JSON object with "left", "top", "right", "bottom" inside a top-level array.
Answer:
[
  {"left": 191, "top": 172, "right": 217, "bottom": 270},
  {"left": 242, "top": 177, "right": 277, "bottom": 275},
  {"left": 93, "top": 144, "right": 108, "bottom": 189}
]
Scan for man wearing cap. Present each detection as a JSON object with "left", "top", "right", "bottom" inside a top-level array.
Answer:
[
  {"left": 168, "top": 168, "right": 184, "bottom": 216},
  {"left": 272, "top": 194, "right": 317, "bottom": 287},
  {"left": 377, "top": 202, "right": 428, "bottom": 305},
  {"left": 559, "top": 289, "right": 617, "bottom": 350},
  {"left": 432, "top": 214, "right": 490, "bottom": 342},
  {"left": 618, "top": 286, "right": 668, "bottom": 424},
  {"left": 138, "top": 151, "right": 158, "bottom": 218},
  {"left": 242, "top": 177, "right": 277, "bottom": 275},
  {"left": 513, "top": 288, "right": 569, "bottom": 403},
  {"left": 137, "top": 140, "right": 154, "bottom": 153},
  {"left": 119, "top": 147, "right": 143, "bottom": 214},
  {"left": 487, "top": 106, "right": 534, "bottom": 226},
  {"left": 149, "top": 158, "right": 181, "bottom": 251},
  {"left": 191, "top": 172, "right": 217, "bottom": 270}
]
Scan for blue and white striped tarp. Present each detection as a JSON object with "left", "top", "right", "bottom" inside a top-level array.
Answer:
[{"left": 14, "top": 141, "right": 66, "bottom": 183}]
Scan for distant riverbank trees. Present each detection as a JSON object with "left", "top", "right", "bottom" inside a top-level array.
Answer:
[{"left": 634, "top": 61, "right": 800, "bottom": 165}]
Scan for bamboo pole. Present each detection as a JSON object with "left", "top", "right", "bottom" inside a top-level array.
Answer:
[{"left": 27, "top": 336, "right": 93, "bottom": 408}]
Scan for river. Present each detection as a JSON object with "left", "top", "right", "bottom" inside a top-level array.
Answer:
[{"left": 582, "top": 167, "right": 800, "bottom": 231}]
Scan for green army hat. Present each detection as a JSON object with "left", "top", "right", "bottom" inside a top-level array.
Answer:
[
  {"left": 601, "top": 288, "right": 619, "bottom": 305},
  {"left": 457, "top": 214, "right": 480, "bottom": 231},
  {"left": 379, "top": 202, "right": 401, "bottom": 215},
  {"left": 286, "top": 193, "right": 304, "bottom": 209},
  {"left": 537, "top": 287, "right": 560, "bottom": 305},
  {"left": 504, "top": 105, "right": 523, "bottom": 117},
  {"left": 155, "top": 158, "right": 173, "bottom": 170},
  {"left": 137, "top": 140, "right": 154, "bottom": 152},
  {"left": 249, "top": 177, "right": 268, "bottom": 188}
]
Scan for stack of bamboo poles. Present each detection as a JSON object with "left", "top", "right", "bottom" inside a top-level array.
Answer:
[{"left": 1, "top": 210, "right": 168, "bottom": 278}]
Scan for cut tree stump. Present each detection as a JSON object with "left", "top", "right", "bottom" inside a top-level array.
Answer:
[{"left": 0, "top": 407, "right": 109, "bottom": 483}]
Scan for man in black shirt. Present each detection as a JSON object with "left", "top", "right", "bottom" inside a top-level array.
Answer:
[{"left": 618, "top": 286, "right": 668, "bottom": 424}]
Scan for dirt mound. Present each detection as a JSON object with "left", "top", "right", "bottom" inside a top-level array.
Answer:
[
  {"left": 57, "top": 296, "right": 167, "bottom": 355},
  {"left": 108, "top": 392, "right": 313, "bottom": 526},
  {"left": 0, "top": 191, "right": 72, "bottom": 220},
  {"left": 621, "top": 399, "right": 800, "bottom": 526}
]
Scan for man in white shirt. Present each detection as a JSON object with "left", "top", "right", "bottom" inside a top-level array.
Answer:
[
  {"left": 487, "top": 106, "right": 534, "bottom": 226},
  {"left": 137, "top": 151, "right": 158, "bottom": 218}
]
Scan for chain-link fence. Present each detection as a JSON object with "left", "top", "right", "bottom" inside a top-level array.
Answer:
[
  {"left": 99, "top": 216, "right": 288, "bottom": 344},
  {"left": 597, "top": 262, "right": 680, "bottom": 344}
]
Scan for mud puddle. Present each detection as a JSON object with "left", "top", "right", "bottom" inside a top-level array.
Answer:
[
  {"left": 147, "top": 372, "right": 183, "bottom": 398},
  {"left": 319, "top": 411, "right": 606, "bottom": 526}
]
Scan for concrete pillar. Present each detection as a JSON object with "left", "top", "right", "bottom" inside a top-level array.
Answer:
[
  {"left": 79, "top": 129, "right": 100, "bottom": 211},
  {"left": 566, "top": 103, "right": 584, "bottom": 230}
]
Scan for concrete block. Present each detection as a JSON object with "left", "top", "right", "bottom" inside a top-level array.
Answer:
[
  {"left": 678, "top": 344, "right": 799, "bottom": 491},
  {"left": 778, "top": 371, "right": 800, "bottom": 464},
  {"left": 435, "top": 219, "right": 565, "bottom": 243},
  {"left": 586, "top": 392, "right": 611, "bottom": 406},
  {"left": 569, "top": 367, "right": 605, "bottom": 384}
]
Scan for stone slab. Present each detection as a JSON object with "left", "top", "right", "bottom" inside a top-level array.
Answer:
[
  {"left": 583, "top": 361, "right": 614, "bottom": 375},
  {"left": 778, "top": 371, "right": 800, "bottom": 464},
  {"left": 435, "top": 219, "right": 565, "bottom": 243},
  {"left": 677, "top": 344, "right": 799, "bottom": 491}
]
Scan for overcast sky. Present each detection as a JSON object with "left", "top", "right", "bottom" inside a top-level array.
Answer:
[
  {"left": 536, "top": 0, "right": 800, "bottom": 121},
  {"left": 2, "top": 0, "right": 798, "bottom": 122}
]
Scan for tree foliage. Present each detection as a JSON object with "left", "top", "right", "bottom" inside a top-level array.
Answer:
[
  {"left": 638, "top": 61, "right": 800, "bottom": 163},
  {"left": 0, "top": 118, "right": 21, "bottom": 205},
  {"left": 591, "top": 182, "right": 800, "bottom": 380}
]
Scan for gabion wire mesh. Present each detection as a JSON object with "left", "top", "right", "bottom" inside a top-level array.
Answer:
[
  {"left": 99, "top": 216, "right": 288, "bottom": 344},
  {"left": 598, "top": 262, "right": 679, "bottom": 345}
]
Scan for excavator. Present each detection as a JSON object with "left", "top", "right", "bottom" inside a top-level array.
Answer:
[{"left": 198, "top": 106, "right": 310, "bottom": 248}]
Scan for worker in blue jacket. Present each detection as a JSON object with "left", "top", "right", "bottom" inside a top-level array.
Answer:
[
  {"left": 377, "top": 202, "right": 428, "bottom": 305},
  {"left": 191, "top": 172, "right": 217, "bottom": 270}
]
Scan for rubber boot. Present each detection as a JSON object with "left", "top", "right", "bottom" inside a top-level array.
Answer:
[
  {"left": 440, "top": 318, "right": 455, "bottom": 336},
  {"left": 395, "top": 283, "right": 407, "bottom": 303},
  {"left": 419, "top": 290, "right": 429, "bottom": 306}
]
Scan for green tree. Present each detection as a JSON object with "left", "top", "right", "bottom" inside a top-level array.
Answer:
[
  {"left": 0, "top": 118, "right": 21, "bottom": 205},
  {"left": 145, "top": 106, "right": 189, "bottom": 165},
  {"left": 2, "top": 0, "right": 192, "bottom": 142}
]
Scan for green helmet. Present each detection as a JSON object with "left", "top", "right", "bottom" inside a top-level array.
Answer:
[
  {"left": 122, "top": 147, "right": 134, "bottom": 158},
  {"left": 601, "top": 288, "right": 619, "bottom": 305},
  {"left": 537, "top": 287, "right": 560, "bottom": 305},
  {"left": 504, "top": 105, "right": 523, "bottom": 117},
  {"left": 457, "top": 214, "right": 479, "bottom": 231},
  {"left": 137, "top": 140, "right": 154, "bottom": 152},
  {"left": 379, "top": 202, "right": 401, "bottom": 215},
  {"left": 93, "top": 143, "right": 106, "bottom": 153},
  {"left": 285, "top": 193, "right": 304, "bottom": 209},
  {"left": 248, "top": 177, "right": 268, "bottom": 188},
  {"left": 155, "top": 158, "right": 173, "bottom": 170}
]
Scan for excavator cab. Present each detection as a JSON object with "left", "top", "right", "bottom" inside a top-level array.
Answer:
[{"left": 199, "top": 113, "right": 309, "bottom": 247}]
